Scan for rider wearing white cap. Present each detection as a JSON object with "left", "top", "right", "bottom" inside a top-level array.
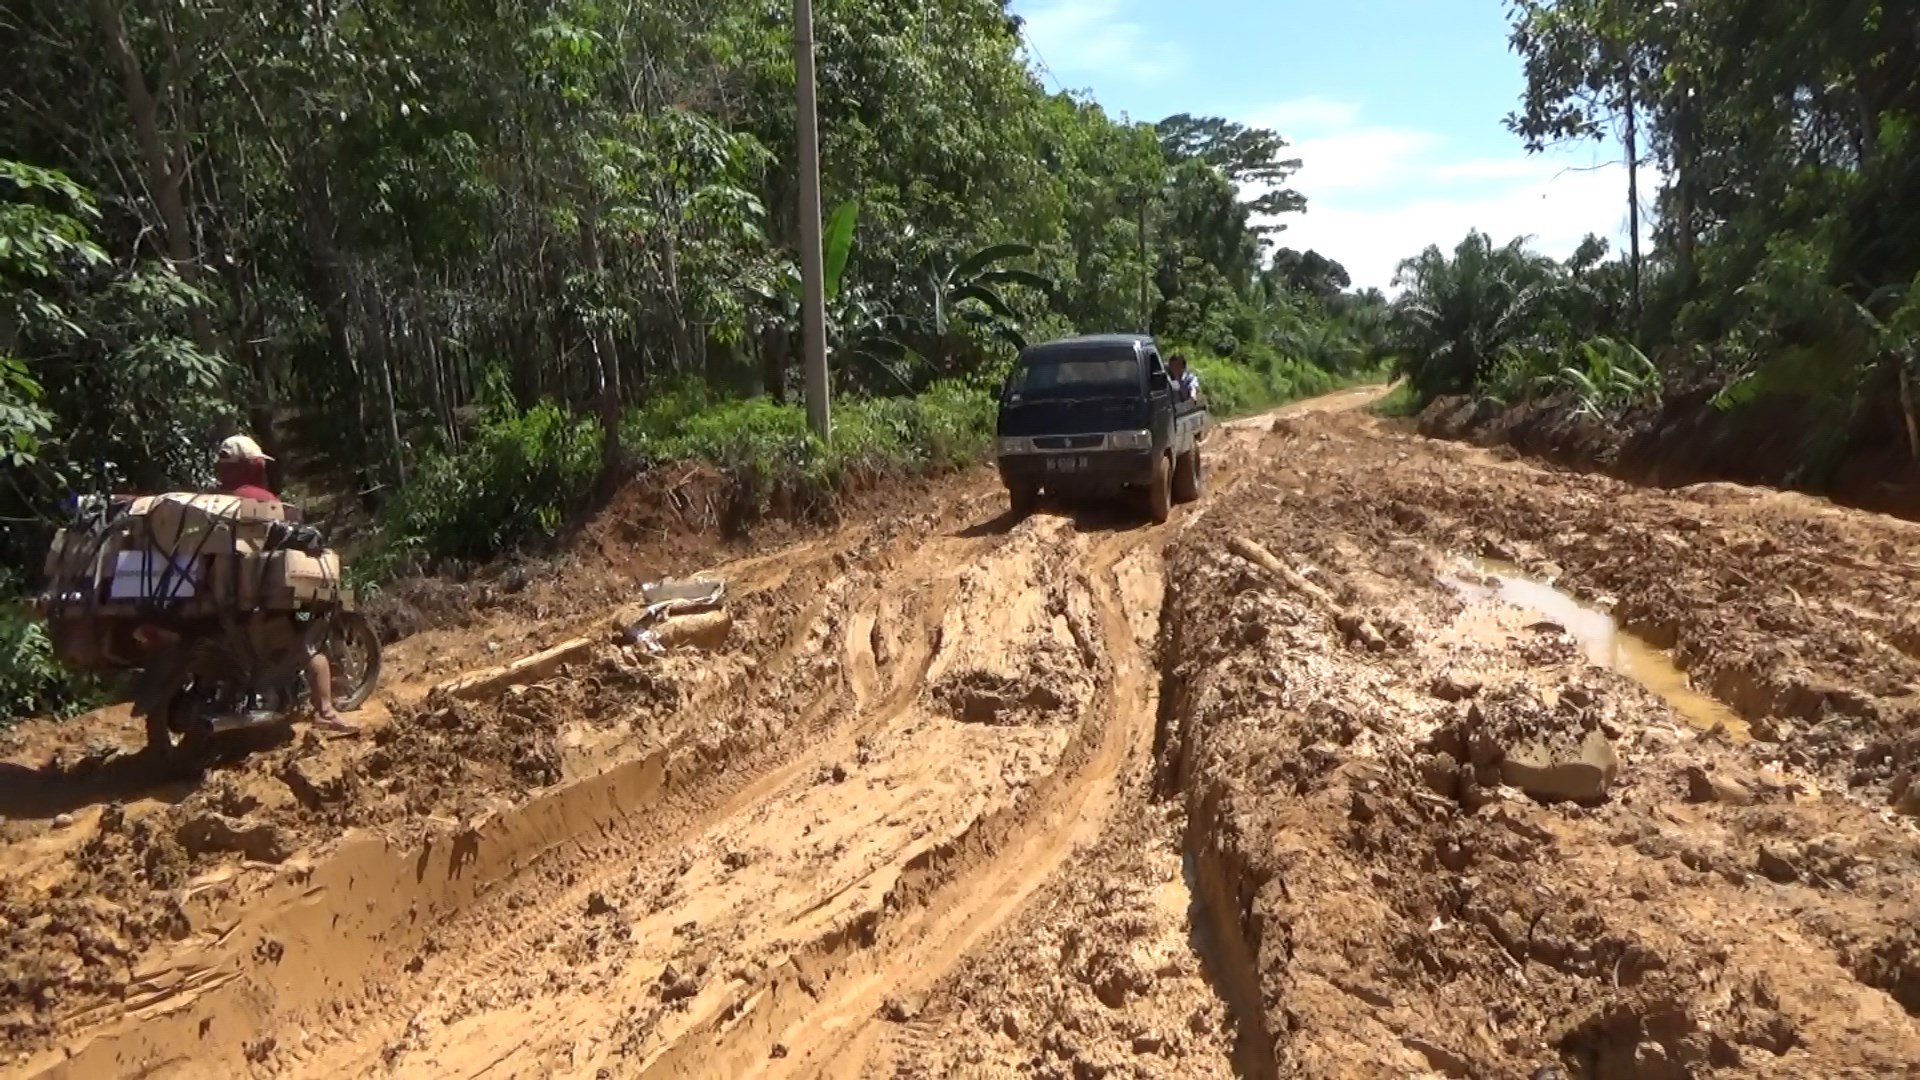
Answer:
[{"left": 214, "top": 434, "right": 278, "bottom": 503}]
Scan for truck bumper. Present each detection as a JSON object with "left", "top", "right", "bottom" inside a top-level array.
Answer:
[{"left": 997, "top": 449, "right": 1155, "bottom": 494}]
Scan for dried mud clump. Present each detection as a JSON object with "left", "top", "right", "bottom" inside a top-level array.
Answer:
[
  {"left": 1421, "top": 685, "right": 1622, "bottom": 806},
  {"left": 932, "top": 667, "right": 1072, "bottom": 726},
  {"left": 368, "top": 643, "right": 739, "bottom": 822},
  {"left": 0, "top": 805, "right": 193, "bottom": 1049},
  {"left": 926, "top": 551, "right": 1103, "bottom": 728},
  {"left": 1851, "top": 921, "right": 1920, "bottom": 1017},
  {"left": 908, "top": 808, "right": 1236, "bottom": 1080}
]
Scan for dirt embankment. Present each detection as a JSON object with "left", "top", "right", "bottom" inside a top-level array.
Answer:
[
  {"left": 1417, "top": 390, "right": 1920, "bottom": 524},
  {"left": 1145, "top": 413, "right": 1920, "bottom": 1077},
  {"left": 363, "top": 460, "right": 969, "bottom": 644}
]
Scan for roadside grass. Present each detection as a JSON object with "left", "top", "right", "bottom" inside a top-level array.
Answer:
[{"left": 1369, "top": 382, "right": 1422, "bottom": 418}]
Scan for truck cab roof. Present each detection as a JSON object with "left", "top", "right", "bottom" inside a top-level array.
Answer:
[{"left": 1018, "top": 333, "right": 1156, "bottom": 356}]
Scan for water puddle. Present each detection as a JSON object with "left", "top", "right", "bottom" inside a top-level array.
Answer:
[{"left": 1440, "top": 556, "right": 1748, "bottom": 739}]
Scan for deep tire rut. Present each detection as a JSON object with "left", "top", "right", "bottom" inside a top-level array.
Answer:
[{"left": 284, "top": 531, "right": 1002, "bottom": 1078}]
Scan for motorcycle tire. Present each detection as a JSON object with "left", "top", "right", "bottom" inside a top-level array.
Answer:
[
  {"left": 328, "top": 611, "right": 383, "bottom": 712},
  {"left": 145, "top": 689, "right": 214, "bottom": 769}
]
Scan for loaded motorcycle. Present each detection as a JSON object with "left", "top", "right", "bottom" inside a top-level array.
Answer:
[{"left": 37, "top": 491, "right": 381, "bottom": 763}]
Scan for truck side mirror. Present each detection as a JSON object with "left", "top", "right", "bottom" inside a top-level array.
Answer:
[{"left": 1149, "top": 371, "right": 1170, "bottom": 393}]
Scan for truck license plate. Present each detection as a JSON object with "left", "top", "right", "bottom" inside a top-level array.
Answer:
[{"left": 1046, "top": 456, "right": 1088, "bottom": 473}]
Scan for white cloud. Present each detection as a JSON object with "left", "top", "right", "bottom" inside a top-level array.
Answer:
[
  {"left": 1246, "top": 98, "right": 1648, "bottom": 293},
  {"left": 1429, "top": 158, "right": 1549, "bottom": 182},
  {"left": 1252, "top": 96, "right": 1361, "bottom": 132},
  {"left": 1284, "top": 128, "right": 1444, "bottom": 194},
  {"left": 1018, "top": 0, "right": 1178, "bottom": 80}
]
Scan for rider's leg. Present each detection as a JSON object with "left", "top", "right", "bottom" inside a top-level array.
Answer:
[{"left": 307, "top": 650, "right": 355, "bottom": 730}]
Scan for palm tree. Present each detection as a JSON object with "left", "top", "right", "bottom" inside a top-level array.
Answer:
[{"left": 1389, "top": 230, "right": 1564, "bottom": 400}]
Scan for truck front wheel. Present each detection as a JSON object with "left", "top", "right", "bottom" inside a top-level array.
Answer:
[
  {"left": 1173, "top": 446, "right": 1204, "bottom": 503},
  {"left": 1145, "top": 453, "right": 1173, "bottom": 524},
  {"left": 1008, "top": 481, "right": 1040, "bottom": 517}
]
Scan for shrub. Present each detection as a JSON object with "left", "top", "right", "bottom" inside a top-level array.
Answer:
[
  {"left": 357, "top": 380, "right": 998, "bottom": 582},
  {"left": 1176, "top": 344, "right": 1352, "bottom": 417},
  {"left": 0, "top": 569, "right": 107, "bottom": 723},
  {"left": 363, "top": 397, "right": 601, "bottom": 580}
]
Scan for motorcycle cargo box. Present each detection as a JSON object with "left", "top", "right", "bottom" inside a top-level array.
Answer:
[
  {"left": 43, "top": 526, "right": 82, "bottom": 581},
  {"left": 130, "top": 492, "right": 282, "bottom": 557},
  {"left": 275, "top": 549, "right": 346, "bottom": 602},
  {"left": 45, "top": 614, "right": 145, "bottom": 673},
  {"left": 202, "top": 549, "right": 345, "bottom": 608}
]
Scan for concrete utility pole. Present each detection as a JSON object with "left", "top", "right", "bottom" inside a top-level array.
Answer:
[{"left": 794, "top": 0, "right": 831, "bottom": 439}]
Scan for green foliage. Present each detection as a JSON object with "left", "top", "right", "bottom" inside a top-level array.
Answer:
[
  {"left": 1494, "top": 0, "right": 1920, "bottom": 473},
  {"left": 356, "top": 380, "right": 1000, "bottom": 582},
  {"left": 1370, "top": 383, "right": 1423, "bottom": 419},
  {"left": 822, "top": 201, "right": 859, "bottom": 303},
  {"left": 1155, "top": 113, "right": 1306, "bottom": 226},
  {"left": 0, "top": 589, "right": 57, "bottom": 725},
  {"left": 1178, "top": 344, "right": 1345, "bottom": 418},
  {"left": 0, "top": 570, "right": 106, "bottom": 724},
  {"left": 369, "top": 396, "right": 603, "bottom": 578},
  {"left": 1388, "top": 230, "right": 1578, "bottom": 403},
  {"left": 1551, "top": 338, "right": 1662, "bottom": 418}
]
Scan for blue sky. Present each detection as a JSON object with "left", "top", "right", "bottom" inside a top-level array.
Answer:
[{"left": 1009, "top": 0, "right": 1650, "bottom": 291}]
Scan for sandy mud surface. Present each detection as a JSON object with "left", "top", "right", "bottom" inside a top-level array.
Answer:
[{"left": 6, "top": 390, "right": 1920, "bottom": 1078}]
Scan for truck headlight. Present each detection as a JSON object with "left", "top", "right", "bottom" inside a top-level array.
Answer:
[
  {"left": 996, "top": 436, "right": 1032, "bottom": 456},
  {"left": 1108, "top": 429, "right": 1152, "bottom": 450}
]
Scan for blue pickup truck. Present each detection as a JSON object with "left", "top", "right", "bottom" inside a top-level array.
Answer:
[{"left": 992, "top": 334, "right": 1208, "bottom": 523}]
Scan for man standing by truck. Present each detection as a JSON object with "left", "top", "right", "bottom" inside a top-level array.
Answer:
[{"left": 1168, "top": 353, "right": 1202, "bottom": 405}]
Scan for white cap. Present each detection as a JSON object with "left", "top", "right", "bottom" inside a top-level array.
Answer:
[{"left": 217, "top": 434, "right": 273, "bottom": 462}]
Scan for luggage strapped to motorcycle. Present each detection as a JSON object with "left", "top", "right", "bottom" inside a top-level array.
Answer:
[{"left": 40, "top": 493, "right": 350, "bottom": 671}]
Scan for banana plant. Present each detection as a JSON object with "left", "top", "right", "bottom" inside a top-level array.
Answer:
[
  {"left": 822, "top": 199, "right": 857, "bottom": 304},
  {"left": 897, "top": 242, "right": 1054, "bottom": 374}
]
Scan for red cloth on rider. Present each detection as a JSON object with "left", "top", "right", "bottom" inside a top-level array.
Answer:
[{"left": 215, "top": 457, "right": 276, "bottom": 502}]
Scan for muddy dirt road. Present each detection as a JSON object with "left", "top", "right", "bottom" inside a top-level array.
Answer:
[{"left": 7, "top": 389, "right": 1920, "bottom": 1078}]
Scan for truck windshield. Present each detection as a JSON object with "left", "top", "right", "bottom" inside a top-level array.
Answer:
[{"left": 1005, "top": 348, "right": 1139, "bottom": 399}]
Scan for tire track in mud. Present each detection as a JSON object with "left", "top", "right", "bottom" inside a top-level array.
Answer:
[
  {"left": 724, "top": 527, "right": 1167, "bottom": 1078},
  {"left": 10, "top": 403, "right": 1344, "bottom": 1080},
  {"left": 710, "top": 426, "right": 1282, "bottom": 1077},
  {"left": 268, "top": 527, "right": 1011, "bottom": 1079},
  {"left": 336, "top": 513, "right": 1114, "bottom": 1077},
  {"left": 13, "top": 512, "right": 1002, "bottom": 1080},
  {"left": 337, "top": 430, "right": 1276, "bottom": 1078}
]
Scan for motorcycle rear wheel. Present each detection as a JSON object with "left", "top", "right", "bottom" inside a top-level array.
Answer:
[
  {"left": 326, "top": 611, "right": 383, "bottom": 712},
  {"left": 145, "top": 689, "right": 214, "bottom": 765}
]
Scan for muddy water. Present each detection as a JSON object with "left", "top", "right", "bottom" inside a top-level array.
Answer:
[{"left": 1441, "top": 556, "right": 1750, "bottom": 738}]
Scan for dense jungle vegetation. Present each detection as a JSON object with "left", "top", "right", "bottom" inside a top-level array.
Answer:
[{"left": 7, "top": 0, "right": 1916, "bottom": 717}]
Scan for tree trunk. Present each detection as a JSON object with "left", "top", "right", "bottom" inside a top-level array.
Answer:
[
  {"left": 90, "top": 0, "right": 215, "bottom": 354},
  {"left": 1674, "top": 87, "right": 1696, "bottom": 294},
  {"left": 295, "top": 170, "right": 370, "bottom": 467},
  {"left": 763, "top": 323, "right": 789, "bottom": 402},
  {"left": 1622, "top": 55, "right": 1643, "bottom": 328},
  {"left": 1899, "top": 356, "right": 1920, "bottom": 465},
  {"left": 661, "top": 229, "right": 695, "bottom": 374},
  {"left": 367, "top": 286, "right": 407, "bottom": 487},
  {"left": 581, "top": 216, "right": 624, "bottom": 476}
]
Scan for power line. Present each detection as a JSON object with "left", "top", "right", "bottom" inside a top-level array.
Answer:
[{"left": 1018, "top": 25, "right": 1069, "bottom": 94}]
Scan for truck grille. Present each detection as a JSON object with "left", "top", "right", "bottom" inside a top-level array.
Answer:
[{"left": 1032, "top": 435, "right": 1104, "bottom": 451}]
